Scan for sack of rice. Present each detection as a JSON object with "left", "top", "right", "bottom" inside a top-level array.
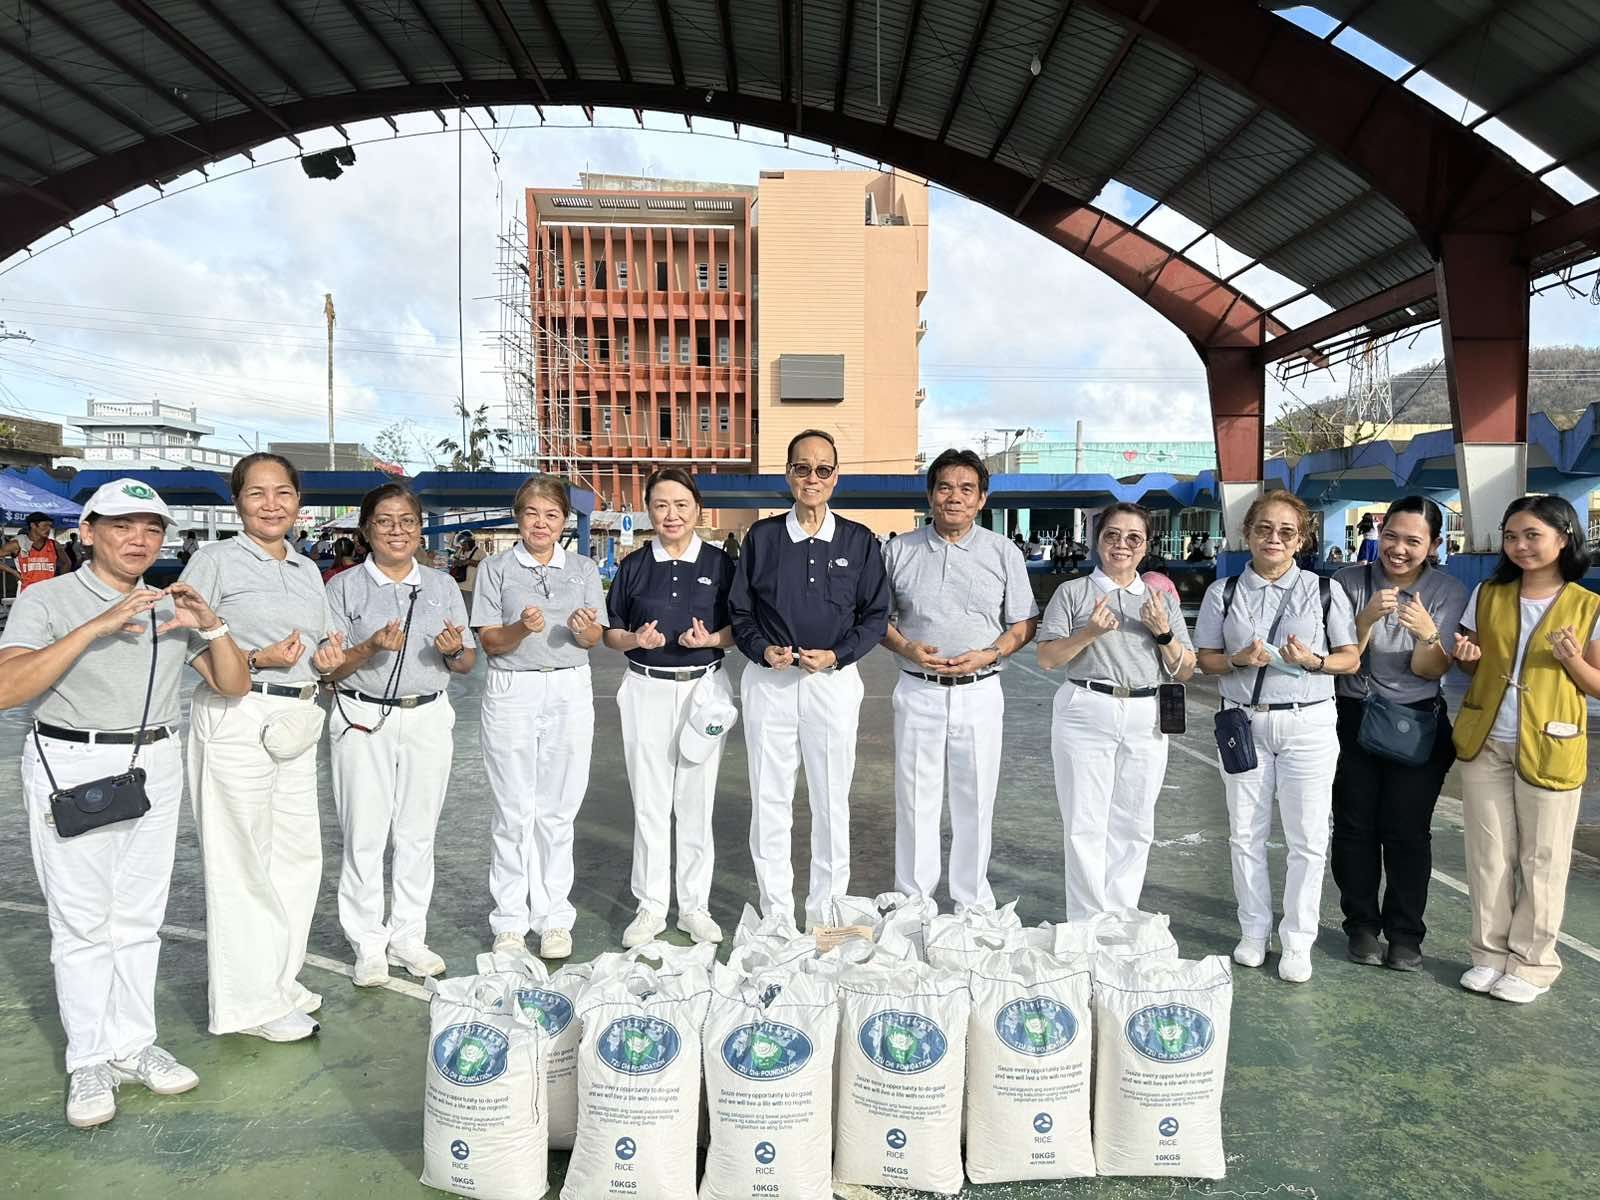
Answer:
[
  {"left": 420, "top": 971, "right": 547, "bottom": 1200},
  {"left": 964, "top": 947, "right": 1094, "bottom": 1182},
  {"left": 1092, "top": 954, "right": 1232, "bottom": 1179}
]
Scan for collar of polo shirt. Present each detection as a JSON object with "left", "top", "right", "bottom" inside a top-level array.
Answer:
[
  {"left": 924, "top": 523, "right": 980, "bottom": 551},
  {"left": 234, "top": 534, "right": 308, "bottom": 566},
  {"left": 362, "top": 555, "right": 421, "bottom": 588},
  {"left": 513, "top": 540, "right": 567, "bottom": 571},
  {"left": 1091, "top": 565, "right": 1146, "bottom": 595},
  {"left": 73, "top": 564, "right": 122, "bottom": 601},
  {"left": 652, "top": 533, "right": 704, "bottom": 563},
  {"left": 785, "top": 506, "right": 836, "bottom": 543},
  {"left": 1240, "top": 562, "right": 1301, "bottom": 591}
]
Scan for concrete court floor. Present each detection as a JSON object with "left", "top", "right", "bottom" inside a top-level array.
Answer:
[{"left": 2, "top": 645, "right": 1599, "bottom": 1200}]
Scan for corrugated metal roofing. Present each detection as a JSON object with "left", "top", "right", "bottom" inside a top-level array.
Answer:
[{"left": 0, "top": 0, "right": 1592, "bottom": 356}]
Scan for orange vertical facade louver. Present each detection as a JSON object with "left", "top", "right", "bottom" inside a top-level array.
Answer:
[{"left": 526, "top": 185, "right": 755, "bottom": 524}]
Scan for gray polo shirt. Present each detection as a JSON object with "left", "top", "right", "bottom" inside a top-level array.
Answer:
[
  {"left": 1333, "top": 561, "right": 1468, "bottom": 703},
  {"left": 884, "top": 524, "right": 1038, "bottom": 667},
  {"left": 1037, "top": 569, "right": 1193, "bottom": 688},
  {"left": 469, "top": 541, "right": 608, "bottom": 670},
  {"left": 327, "top": 558, "right": 475, "bottom": 696},
  {"left": 0, "top": 568, "right": 190, "bottom": 729},
  {"left": 178, "top": 534, "right": 336, "bottom": 685},
  {"left": 1195, "top": 564, "right": 1358, "bottom": 705}
]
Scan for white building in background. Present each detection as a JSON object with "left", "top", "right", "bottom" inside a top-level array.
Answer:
[{"left": 69, "top": 398, "right": 244, "bottom": 536}]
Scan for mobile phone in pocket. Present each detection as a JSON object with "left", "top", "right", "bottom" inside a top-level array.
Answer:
[{"left": 1158, "top": 683, "right": 1187, "bottom": 735}]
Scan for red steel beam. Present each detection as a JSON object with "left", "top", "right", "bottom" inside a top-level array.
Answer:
[
  {"left": 1519, "top": 195, "right": 1600, "bottom": 262},
  {"left": 1258, "top": 271, "right": 1436, "bottom": 365}
]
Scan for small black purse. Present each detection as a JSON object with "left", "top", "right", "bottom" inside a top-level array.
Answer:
[
  {"left": 1212, "top": 579, "right": 1292, "bottom": 775},
  {"left": 36, "top": 618, "right": 158, "bottom": 839}
]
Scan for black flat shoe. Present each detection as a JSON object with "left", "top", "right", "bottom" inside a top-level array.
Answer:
[
  {"left": 1385, "top": 942, "right": 1424, "bottom": 972},
  {"left": 1347, "top": 930, "right": 1383, "bottom": 965}
]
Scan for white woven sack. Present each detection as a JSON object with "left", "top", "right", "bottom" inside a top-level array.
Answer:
[
  {"left": 699, "top": 965, "right": 838, "bottom": 1200},
  {"left": 420, "top": 971, "right": 547, "bottom": 1200},
  {"left": 964, "top": 948, "right": 1095, "bottom": 1183},
  {"left": 1092, "top": 954, "right": 1233, "bottom": 1179}
]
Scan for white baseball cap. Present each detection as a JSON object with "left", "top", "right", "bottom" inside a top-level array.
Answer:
[
  {"left": 82, "top": 477, "right": 175, "bottom": 527},
  {"left": 678, "top": 673, "right": 739, "bottom": 764}
]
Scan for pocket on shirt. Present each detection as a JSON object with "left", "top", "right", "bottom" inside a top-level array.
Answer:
[
  {"left": 966, "top": 574, "right": 1005, "bottom": 615},
  {"left": 826, "top": 563, "right": 860, "bottom": 608}
]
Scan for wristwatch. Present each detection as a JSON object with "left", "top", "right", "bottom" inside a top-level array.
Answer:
[
  {"left": 195, "top": 621, "right": 231, "bottom": 642},
  {"left": 246, "top": 648, "right": 260, "bottom": 674},
  {"left": 1153, "top": 631, "right": 1175, "bottom": 646},
  {"left": 1422, "top": 632, "right": 1441, "bottom": 647},
  {"left": 445, "top": 646, "right": 467, "bottom": 662}
]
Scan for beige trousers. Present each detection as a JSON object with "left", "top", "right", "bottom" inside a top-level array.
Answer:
[{"left": 1459, "top": 738, "right": 1583, "bottom": 987}]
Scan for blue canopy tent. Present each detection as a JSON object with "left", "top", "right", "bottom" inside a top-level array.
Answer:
[{"left": 0, "top": 469, "right": 83, "bottom": 525}]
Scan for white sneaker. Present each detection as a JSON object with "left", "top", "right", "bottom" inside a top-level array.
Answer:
[
  {"left": 1489, "top": 973, "right": 1549, "bottom": 1004},
  {"left": 241, "top": 1011, "right": 320, "bottom": 1042},
  {"left": 296, "top": 990, "right": 323, "bottom": 1014},
  {"left": 492, "top": 931, "right": 527, "bottom": 956},
  {"left": 622, "top": 910, "right": 667, "bottom": 949},
  {"left": 1232, "top": 936, "right": 1268, "bottom": 968},
  {"left": 66, "top": 1063, "right": 117, "bottom": 1129},
  {"left": 1277, "top": 949, "right": 1313, "bottom": 983},
  {"left": 1460, "top": 965, "right": 1504, "bottom": 993},
  {"left": 677, "top": 911, "right": 724, "bottom": 945},
  {"left": 353, "top": 956, "right": 390, "bottom": 987},
  {"left": 109, "top": 1046, "right": 199, "bottom": 1096},
  {"left": 388, "top": 943, "right": 446, "bottom": 978},
  {"left": 539, "top": 929, "right": 573, "bottom": 959}
]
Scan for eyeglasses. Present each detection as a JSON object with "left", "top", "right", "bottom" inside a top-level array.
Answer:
[
  {"left": 371, "top": 516, "right": 421, "bottom": 532},
  {"left": 1250, "top": 523, "right": 1300, "bottom": 542},
  {"left": 787, "top": 463, "right": 836, "bottom": 480},
  {"left": 1101, "top": 531, "right": 1145, "bottom": 549}
]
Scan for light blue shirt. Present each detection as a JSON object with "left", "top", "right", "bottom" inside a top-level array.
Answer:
[{"left": 1195, "top": 564, "right": 1357, "bottom": 705}]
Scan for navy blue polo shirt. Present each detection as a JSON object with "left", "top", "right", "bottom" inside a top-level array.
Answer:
[
  {"left": 606, "top": 535, "right": 734, "bottom": 668},
  {"left": 729, "top": 507, "right": 890, "bottom": 668}
]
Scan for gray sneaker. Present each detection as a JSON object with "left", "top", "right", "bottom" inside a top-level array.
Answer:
[
  {"left": 109, "top": 1046, "right": 199, "bottom": 1096},
  {"left": 66, "top": 1063, "right": 117, "bottom": 1129}
]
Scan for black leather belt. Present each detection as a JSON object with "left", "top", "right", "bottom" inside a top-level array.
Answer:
[
  {"left": 250, "top": 680, "right": 319, "bottom": 701},
  {"left": 1230, "top": 698, "right": 1331, "bottom": 713},
  {"left": 35, "top": 721, "right": 173, "bottom": 746},
  {"left": 629, "top": 661, "right": 721, "bottom": 681},
  {"left": 338, "top": 688, "right": 441, "bottom": 709},
  {"left": 904, "top": 670, "right": 997, "bottom": 687},
  {"left": 1073, "top": 679, "right": 1158, "bottom": 699}
]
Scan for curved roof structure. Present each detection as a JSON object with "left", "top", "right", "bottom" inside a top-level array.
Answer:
[{"left": 0, "top": 0, "right": 1596, "bottom": 360}]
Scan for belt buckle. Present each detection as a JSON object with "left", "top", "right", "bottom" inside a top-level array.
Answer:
[
  {"left": 1112, "top": 685, "right": 1131, "bottom": 699},
  {"left": 1252, "top": 704, "right": 1270, "bottom": 714},
  {"left": 399, "top": 696, "right": 419, "bottom": 709}
]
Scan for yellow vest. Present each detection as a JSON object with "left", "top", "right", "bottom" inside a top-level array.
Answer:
[{"left": 1453, "top": 580, "right": 1600, "bottom": 790}]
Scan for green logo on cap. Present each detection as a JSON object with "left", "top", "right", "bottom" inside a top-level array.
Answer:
[{"left": 122, "top": 483, "right": 155, "bottom": 500}]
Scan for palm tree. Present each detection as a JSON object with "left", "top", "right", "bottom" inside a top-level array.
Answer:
[{"left": 436, "top": 399, "right": 513, "bottom": 472}]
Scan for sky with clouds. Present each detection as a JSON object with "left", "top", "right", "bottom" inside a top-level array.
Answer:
[{"left": 0, "top": 5, "right": 1596, "bottom": 471}]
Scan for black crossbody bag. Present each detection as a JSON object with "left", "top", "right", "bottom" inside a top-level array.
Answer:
[
  {"left": 35, "top": 617, "right": 158, "bottom": 838},
  {"left": 1353, "top": 564, "right": 1438, "bottom": 766}
]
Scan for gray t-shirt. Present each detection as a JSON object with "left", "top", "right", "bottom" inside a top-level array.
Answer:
[
  {"left": 1334, "top": 561, "right": 1469, "bottom": 703},
  {"left": 884, "top": 524, "right": 1038, "bottom": 667},
  {"left": 0, "top": 568, "right": 190, "bottom": 729},
  {"left": 326, "top": 558, "right": 475, "bottom": 696},
  {"left": 1037, "top": 569, "right": 1193, "bottom": 688},
  {"left": 469, "top": 541, "right": 608, "bottom": 670},
  {"left": 178, "top": 534, "right": 337, "bottom": 685},
  {"left": 1195, "top": 564, "right": 1359, "bottom": 705}
]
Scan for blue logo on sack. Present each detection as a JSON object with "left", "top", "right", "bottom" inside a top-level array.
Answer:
[
  {"left": 450, "top": 1140, "right": 470, "bottom": 1161},
  {"left": 515, "top": 987, "right": 574, "bottom": 1036},
  {"left": 1158, "top": 1116, "right": 1180, "bottom": 1137},
  {"left": 995, "top": 997, "right": 1078, "bottom": 1057},
  {"left": 1033, "top": 1112, "right": 1053, "bottom": 1134},
  {"left": 754, "top": 1141, "right": 776, "bottom": 1164},
  {"left": 858, "top": 1010, "right": 947, "bottom": 1075},
  {"left": 598, "top": 1016, "right": 681, "bottom": 1076},
  {"left": 886, "top": 1128, "right": 907, "bottom": 1150},
  {"left": 615, "top": 1137, "right": 636, "bottom": 1161},
  {"left": 1125, "top": 1004, "right": 1215, "bottom": 1064},
  {"left": 722, "top": 1021, "right": 813, "bottom": 1081},
  {"left": 431, "top": 1022, "right": 511, "bottom": 1086}
]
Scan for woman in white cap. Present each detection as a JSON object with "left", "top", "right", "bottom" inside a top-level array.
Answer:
[
  {"left": 0, "top": 478, "right": 248, "bottom": 1128},
  {"left": 602, "top": 467, "right": 737, "bottom": 948},
  {"left": 472, "top": 475, "right": 606, "bottom": 960},
  {"left": 180, "top": 453, "right": 347, "bottom": 1042},
  {"left": 322, "top": 483, "right": 475, "bottom": 985}
]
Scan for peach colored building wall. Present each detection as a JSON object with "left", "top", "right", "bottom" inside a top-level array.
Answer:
[{"left": 755, "top": 169, "right": 928, "bottom": 534}]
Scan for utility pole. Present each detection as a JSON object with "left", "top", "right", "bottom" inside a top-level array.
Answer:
[{"left": 324, "top": 293, "right": 336, "bottom": 471}]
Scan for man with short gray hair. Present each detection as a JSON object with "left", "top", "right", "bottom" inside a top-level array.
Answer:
[{"left": 881, "top": 448, "right": 1038, "bottom": 909}]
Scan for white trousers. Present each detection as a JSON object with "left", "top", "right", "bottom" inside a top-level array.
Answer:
[
  {"left": 892, "top": 672, "right": 1004, "bottom": 909},
  {"left": 23, "top": 733, "right": 183, "bottom": 1072},
  {"left": 331, "top": 694, "right": 455, "bottom": 961},
  {"left": 1051, "top": 683, "right": 1170, "bottom": 920},
  {"left": 188, "top": 688, "right": 324, "bottom": 1034},
  {"left": 618, "top": 668, "right": 729, "bottom": 918},
  {"left": 480, "top": 667, "right": 593, "bottom": 935},
  {"left": 742, "top": 663, "right": 863, "bottom": 928},
  {"left": 1219, "top": 702, "right": 1339, "bottom": 952}
]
